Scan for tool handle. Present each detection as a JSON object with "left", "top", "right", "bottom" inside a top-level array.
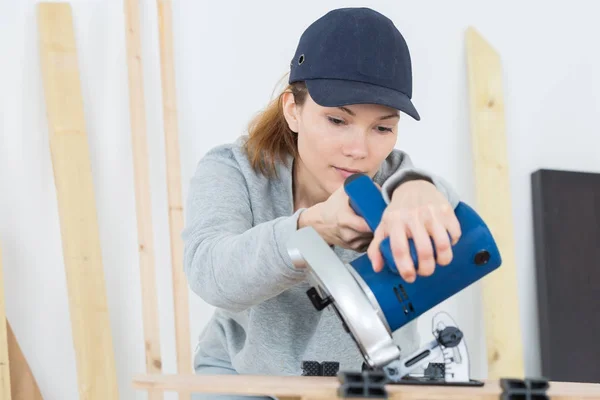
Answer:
[{"left": 344, "top": 173, "right": 423, "bottom": 274}]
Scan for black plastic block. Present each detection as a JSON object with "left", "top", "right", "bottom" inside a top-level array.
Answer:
[
  {"left": 337, "top": 370, "right": 388, "bottom": 398},
  {"left": 500, "top": 377, "right": 550, "bottom": 400},
  {"left": 424, "top": 363, "right": 445, "bottom": 380},
  {"left": 301, "top": 360, "right": 340, "bottom": 377},
  {"left": 322, "top": 361, "right": 340, "bottom": 376},
  {"left": 301, "top": 361, "right": 322, "bottom": 376}
]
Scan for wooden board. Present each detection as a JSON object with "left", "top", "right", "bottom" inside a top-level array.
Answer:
[
  {"left": 7, "top": 322, "right": 43, "bottom": 400},
  {"left": 0, "top": 247, "right": 12, "bottom": 400},
  {"left": 37, "top": 3, "right": 119, "bottom": 399},
  {"left": 131, "top": 374, "right": 600, "bottom": 399},
  {"left": 123, "top": 1, "right": 163, "bottom": 399},
  {"left": 465, "top": 26, "right": 525, "bottom": 378},
  {"left": 531, "top": 169, "right": 600, "bottom": 383},
  {"left": 1, "top": 246, "right": 44, "bottom": 400},
  {"left": 156, "top": 0, "right": 192, "bottom": 392}
]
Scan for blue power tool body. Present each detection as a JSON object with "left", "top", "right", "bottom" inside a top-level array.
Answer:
[{"left": 343, "top": 173, "right": 502, "bottom": 333}]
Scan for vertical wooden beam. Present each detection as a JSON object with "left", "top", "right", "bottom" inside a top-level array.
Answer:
[
  {"left": 123, "top": 1, "right": 163, "bottom": 399},
  {"left": 1, "top": 253, "right": 43, "bottom": 400},
  {"left": 37, "top": 3, "right": 119, "bottom": 398},
  {"left": 7, "top": 322, "right": 43, "bottom": 400},
  {"left": 156, "top": 2, "right": 192, "bottom": 398},
  {"left": 465, "top": 26, "right": 525, "bottom": 379},
  {"left": 0, "top": 246, "right": 12, "bottom": 400}
]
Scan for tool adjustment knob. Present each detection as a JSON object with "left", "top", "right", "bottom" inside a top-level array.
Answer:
[{"left": 437, "top": 326, "right": 463, "bottom": 348}]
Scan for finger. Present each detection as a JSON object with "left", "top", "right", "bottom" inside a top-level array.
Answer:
[
  {"left": 338, "top": 228, "right": 356, "bottom": 246},
  {"left": 445, "top": 212, "right": 462, "bottom": 245},
  {"left": 426, "top": 216, "right": 453, "bottom": 266},
  {"left": 349, "top": 230, "right": 374, "bottom": 245},
  {"left": 408, "top": 218, "right": 436, "bottom": 277},
  {"left": 389, "top": 223, "right": 415, "bottom": 282},
  {"left": 367, "top": 225, "right": 386, "bottom": 272},
  {"left": 339, "top": 226, "right": 372, "bottom": 247},
  {"left": 352, "top": 236, "right": 373, "bottom": 253},
  {"left": 344, "top": 214, "right": 372, "bottom": 233}
]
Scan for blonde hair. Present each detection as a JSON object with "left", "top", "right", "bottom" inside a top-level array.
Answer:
[{"left": 243, "top": 77, "right": 308, "bottom": 177}]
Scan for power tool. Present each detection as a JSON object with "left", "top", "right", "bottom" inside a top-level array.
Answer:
[{"left": 286, "top": 173, "right": 502, "bottom": 386}]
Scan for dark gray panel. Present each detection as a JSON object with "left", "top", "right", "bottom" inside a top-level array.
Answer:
[{"left": 531, "top": 168, "right": 600, "bottom": 383}]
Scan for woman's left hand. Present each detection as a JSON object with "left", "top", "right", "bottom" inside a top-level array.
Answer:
[{"left": 367, "top": 180, "right": 462, "bottom": 282}]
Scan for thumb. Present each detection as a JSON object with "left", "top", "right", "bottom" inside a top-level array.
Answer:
[
  {"left": 346, "top": 213, "right": 372, "bottom": 233},
  {"left": 367, "top": 225, "right": 386, "bottom": 272}
]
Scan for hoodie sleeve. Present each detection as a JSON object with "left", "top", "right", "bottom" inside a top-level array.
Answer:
[
  {"left": 181, "top": 151, "right": 307, "bottom": 313},
  {"left": 379, "top": 150, "right": 461, "bottom": 208}
]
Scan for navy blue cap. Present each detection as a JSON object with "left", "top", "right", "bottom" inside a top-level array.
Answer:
[{"left": 289, "top": 7, "right": 420, "bottom": 121}]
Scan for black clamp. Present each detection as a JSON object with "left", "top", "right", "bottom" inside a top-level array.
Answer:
[
  {"left": 301, "top": 360, "right": 340, "bottom": 377},
  {"left": 337, "top": 370, "right": 388, "bottom": 398},
  {"left": 500, "top": 377, "right": 550, "bottom": 400}
]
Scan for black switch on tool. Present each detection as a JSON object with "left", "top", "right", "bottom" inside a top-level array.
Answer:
[{"left": 306, "top": 287, "right": 332, "bottom": 311}]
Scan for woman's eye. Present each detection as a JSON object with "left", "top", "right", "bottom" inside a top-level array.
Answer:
[
  {"left": 327, "top": 117, "right": 345, "bottom": 125},
  {"left": 376, "top": 126, "right": 393, "bottom": 133}
]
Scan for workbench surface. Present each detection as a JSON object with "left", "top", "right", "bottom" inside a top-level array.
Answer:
[{"left": 133, "top": 373, "right": 600, "bottom": 399}]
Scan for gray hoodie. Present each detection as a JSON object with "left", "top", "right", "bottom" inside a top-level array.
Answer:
[{"left": 182, "top": 135, "right": 460, "bottom": 376}]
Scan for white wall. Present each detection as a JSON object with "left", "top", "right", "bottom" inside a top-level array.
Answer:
[{"left": 1, "top": 0, "right": 599, "bottom": 399}]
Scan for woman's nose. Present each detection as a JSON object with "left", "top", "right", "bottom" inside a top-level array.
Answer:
[{"left": 342, "top": 131, "right": 369, "bottom": 159}]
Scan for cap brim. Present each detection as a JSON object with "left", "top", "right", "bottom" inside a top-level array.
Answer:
[{"left": 305, "top": 79, "right": 420, "bottom": 121}]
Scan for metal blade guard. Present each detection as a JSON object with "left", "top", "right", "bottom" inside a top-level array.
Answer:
[{"left": 287, "top": 173, "right": 502, "bottom": 369}]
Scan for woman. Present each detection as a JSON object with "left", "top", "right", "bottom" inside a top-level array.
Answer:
[{"left": 182, "top": 7, "right": 462, "bottom": 399}]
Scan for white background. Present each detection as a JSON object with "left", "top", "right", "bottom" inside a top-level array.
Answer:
[{"left": 1, "top": 0, "right": 599, "bottom": 399}]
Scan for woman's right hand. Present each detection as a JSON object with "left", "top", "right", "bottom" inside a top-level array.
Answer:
[{"left": 298, "top": 185, "right": 373, "bottom": 252}]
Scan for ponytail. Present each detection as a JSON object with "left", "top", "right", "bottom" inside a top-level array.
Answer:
[{"left": 243, "top": 80, "right": 307, "bottom": 177}]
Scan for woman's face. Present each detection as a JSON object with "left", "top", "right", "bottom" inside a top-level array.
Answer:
[{"left": 283, "top": 90, "right": 399, "bottom": 199}]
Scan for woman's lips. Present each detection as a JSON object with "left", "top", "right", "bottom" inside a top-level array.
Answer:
[{"left": 333, "top": 166, "right": 362, "bottom": 179}]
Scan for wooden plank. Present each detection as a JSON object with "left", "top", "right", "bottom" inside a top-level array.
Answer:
[
  {"left": 37, "top": 3, "right": 119, "bottom": 399},
  {"left": 123, "top": 1, "right": 163, "bottom": 399},
  {"left": 532, "top": 169, "right": 600, "bottom": 383},
  {"left": 0, "top": 247, "right": 12, "bottom": 400},
  {"left": 1, "top": 246, "right": 43, "bottom": 400},
  {"left": 7, "top": 322, "right": 43, "bottom": 400},
  {"left": 156, "top": 1, "right": 192, "bottom": 395},
  {"left": 131, "top": 374, "right": 600, "bottom": 399},
  {"left": 465, "top": 26, "right": 525, "bottom": 379}
]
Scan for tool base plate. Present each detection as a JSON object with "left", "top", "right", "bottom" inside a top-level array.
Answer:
[{"left": 392, "top": 377, "right": 484, "bottom": 387}]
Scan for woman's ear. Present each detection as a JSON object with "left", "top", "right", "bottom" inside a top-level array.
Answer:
[{"left": 281, "top": 91, "right": 299, "bottom": 133}]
